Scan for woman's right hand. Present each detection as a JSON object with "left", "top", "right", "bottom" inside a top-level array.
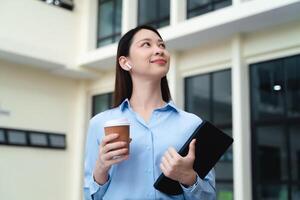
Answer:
[{"left": 93, "top": 133, "right": 129, "bottom": 185}]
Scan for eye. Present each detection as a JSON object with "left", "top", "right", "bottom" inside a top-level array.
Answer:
[
  {"left": 142, "top": 42, "right": 151, "bottom": 47},
  {"left": 159, "top": 43, "right": 166, "bottom": 49}
]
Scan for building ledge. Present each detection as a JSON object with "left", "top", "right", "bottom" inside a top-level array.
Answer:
[{"left": 79, "top": 0, "right": 300, "bottom": 70}]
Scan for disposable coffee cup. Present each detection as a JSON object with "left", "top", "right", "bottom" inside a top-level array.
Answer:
[{"left": 104, "top": 118, "right": 130, "bottom": 156}]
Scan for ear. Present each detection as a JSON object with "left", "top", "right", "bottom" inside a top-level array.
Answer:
[{"left": 119, "top": 56, "right": 131, "bottom": 71}]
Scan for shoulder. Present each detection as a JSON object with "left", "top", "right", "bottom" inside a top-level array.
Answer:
[
  {"left": 176, "top": 108, "right": 203, "bottom": 125},
  {"left": 89, "top": 107, "right": 121, "bottom": 126}
]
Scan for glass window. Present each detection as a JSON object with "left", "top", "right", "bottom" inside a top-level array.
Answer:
[
  {"left": 97, "top": 0, "right": 122, "bottom": 47},
  {"left": 7, "top": 130, "right": 27, "bottom": 145},
  {"left": 29, "top": 132, "right": 48, "bottom": 146},
  {"left": 256, "top": 126, "right": 288, "bottom": 182},
  {"left": 292, "top": 185, "right": 300, "bottom": 200},
  {"left": 251, "top": 60, "right": 285, "bottom": 121},
  {"left": 185, "top": 69, "right": 233, "bottom": 200},
  {"left": 185, "top": 74, "right": 210, "bottom": 120},
  {"left": 250, "top": 54, "right": 300, "bottom": 200},
  {"left": 212, "top": 70, "right": 232, "bottom": 125},
  {"left": 187, "top": 0, "right": 232, "bottom": 19},
  {"left": 290, "top": 125, "right": 300, "bottom": 182},
  {"left": 285, "top": 56, "right": 300, "bottom": 117},
  {"left": 49, "top": 134, "right": 66, "bottom": 148},
  {"left": 92, "top": 92, "right": 113, "bottom": 117},
  {"left": 257, "top": 184, "right": 288, "bottom": 200},
  {"left": 138, "top": 0, "right": 170, "bottom": 29},
  {"left": 0, "top": 129, "right": 6, "bottom": 143},
  {"left": 217, "top": 183, "right": 234, "bottom": 200},
  {"left": 0, "top": 128, "right": 66, "bottom": 149}
]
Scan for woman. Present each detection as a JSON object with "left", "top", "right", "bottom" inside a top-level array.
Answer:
[{"left": 84, "top": 25, "right": 216, "bottom": 200}]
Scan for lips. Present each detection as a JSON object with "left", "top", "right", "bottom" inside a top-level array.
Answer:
[{"left": 150, "top": 59, "right": 167, "bottom": 65}]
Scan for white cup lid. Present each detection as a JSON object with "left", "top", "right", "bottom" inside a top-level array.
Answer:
[{"left": 104, "top": 118, "right": 130, "bottom": 127}]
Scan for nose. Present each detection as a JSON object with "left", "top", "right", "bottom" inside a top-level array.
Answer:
[{"left": 154, "top": 47, "right": 164, "bottom": 56}]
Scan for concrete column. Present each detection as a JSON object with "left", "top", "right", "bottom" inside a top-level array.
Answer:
[
  {"left": 231, "top": 34, "right": 252, "bottom": 200},
  {"left": 167, "top": 52, "right": 184, "bottom": 109},
  {"left": 122, "top": 0, "right": 138, "bottom": 35},
  {"left": 83, "top": 0, "right": 98, "bottom": 51},
  {"left": 170, "top": 0, "right": 186, "bottom": 26},
  {"left": 69, "top": 81, "right": 89, "bottom": 200}
]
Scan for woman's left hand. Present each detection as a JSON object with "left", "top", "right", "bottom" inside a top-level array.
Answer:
[{"left": 160, "top": 139, "right": 197, "bottom": 186}]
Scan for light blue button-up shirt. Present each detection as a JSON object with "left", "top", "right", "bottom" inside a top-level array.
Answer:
[{"left": 84, "top": 98, "right": 216, "bottom": 200}]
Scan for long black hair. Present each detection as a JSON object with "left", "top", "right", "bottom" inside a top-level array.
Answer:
[{"left": 113, "top": 25, "right": 171, "bottom": 107}]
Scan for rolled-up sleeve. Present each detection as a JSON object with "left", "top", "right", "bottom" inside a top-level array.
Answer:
[
  {"left": 84, "top": 116, "right": 111, "bottom": 199},
  {"left": 181, "top": 169, "right": 216, "bottom": 200}
]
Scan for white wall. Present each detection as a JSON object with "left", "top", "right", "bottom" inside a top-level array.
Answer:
[
  {"left": 0, "top": 0, "right": 81, "bottom": 66},
  {"left": 0, "top": 60, "right": 80, "bottom": 200}
]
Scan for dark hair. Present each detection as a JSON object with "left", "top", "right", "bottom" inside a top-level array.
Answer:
[{"left": 112, "top": 25, "right": 172, "bottom": 107}]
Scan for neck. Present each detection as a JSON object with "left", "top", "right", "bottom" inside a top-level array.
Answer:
[{"left": 129, "top": 78, "right": 166, "bottom": 111}]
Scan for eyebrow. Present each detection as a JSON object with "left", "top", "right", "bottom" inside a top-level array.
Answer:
[{"left": 136, "top": 38, "right": 164, "bottom": 44}]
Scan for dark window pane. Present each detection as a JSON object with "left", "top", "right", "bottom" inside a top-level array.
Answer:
[
  {"left": 185, "top": 70, "right": 233, "bottom": 188},
  {"left": 98, "top": 1, "right": 114, "bottom": 38},
  {"left": 292, "top": 184, "right": 300, "bottom": 200},
  {"left": 138, "top": 0, "right": 170, "bottom": 28},
  {"left": 257, "top": 184, "right": 288, "bottom": 200},
  {"left": 159, "top": 20, "right": 169, "bottom": 28},
  {"left": 216, "top": 128, "right": 233, "bottom": 181},
  {"left": 159, "top": 0, "right": 170, "bottom": 19},
  {"left": 212, "top": 70, "right": 232, "bottom": 125},
  {"left": 7, "top": 130, "right": 27, "bottom": 145},
  {"left": 251, "top": 61, "right": 285, "bottom": 120},
  {"left": 256, "top": 126, "right": 288, "bottom": 181},
  {"left": 115, "top": 0, "right": 122, "bottom": 33},
  {"left": 98, "top": 38, "right": 113, "bottom": 47},
  {"left": 29, "top": 133, "right": 48, "bottom": 146},
  {"left": 216, "top": 182, "right": 233, "bottom": 200},
  {"left": 215, "top": 154, "right": 233, "bottom": 180},
  {"left": 138, "top": 0, "right": 156, "bottom": 25},
  {"left": 0, "top": 129, "right": 5, "bottom": 143},
  {"left": 214, "top": 0, "right": 231, "bottom": 10},
  {"left": 188, "top": 0, "right": 210, "bottom": 10},
  {"left": 92, "top": 93, "right": 112, "bottom": 116},
  {"left": 290, "top": 125, "right": 300, "bottom": 181},
  {"left": 187, "top": 0, "right": 231, "bottom": 19},
  {"left": 49, "top": 135, "right": 65, "bottom": 148},
  {"left": 185, "top": 74, "right": 210, "bottom": 120},
  {"left": 285, "top": 56, "right": 300, "bottom": 117}
]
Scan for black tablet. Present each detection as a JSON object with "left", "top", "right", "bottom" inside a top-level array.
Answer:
[{"left": 153, "top": 120, "right": 233, "bottom": 195}]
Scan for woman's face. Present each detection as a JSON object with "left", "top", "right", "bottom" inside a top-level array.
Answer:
[{"left": 127, "top": 29, "right": 170, "bottom": 81}]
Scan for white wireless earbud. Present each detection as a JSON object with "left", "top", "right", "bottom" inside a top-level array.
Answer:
[{"left": 125, "top": 63, "right": 132, "bottom": 70}]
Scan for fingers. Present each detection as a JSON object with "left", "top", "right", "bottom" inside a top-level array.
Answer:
[
  {"left": 103, "top": 148, "right": 128, "bottom": 160},
  {"left": 101, "top": 133, "right": 119, "bottom": 147},
  {"left": 102, "top": 141, "right": 128, "bottom": 154},
  {"left": 108, "top": 154, "right": 129, "bottom": 166},
  {"left": 187, "top": 139, "right": 196, "bottom": 159},
  {"left": 168, "top": 147, "right": 181, "bottom": 160}
]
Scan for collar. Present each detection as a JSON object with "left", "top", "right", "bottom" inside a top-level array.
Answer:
[{"left": 119, "top": 98, "right": 179, "bottom": 113}]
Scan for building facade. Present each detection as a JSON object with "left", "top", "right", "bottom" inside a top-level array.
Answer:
[{"left": 0, "top": 0, "right": 300, "bottom": 200}]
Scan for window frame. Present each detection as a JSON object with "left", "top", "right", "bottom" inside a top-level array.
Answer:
[
  {"left": 97, "top": 0, "right": 122, "bottom": 48},
  {"left": 0, "top": 127, "right": 66, "bottom": 150},
  {"left": 92, "top": 92, "right": 113, "bottom": 117},
  {"left": 250, "top": 54, "right": 300, "bottom": 200},
  {"left": 184, "top": 68, "right": 234, "bottom": 197}
]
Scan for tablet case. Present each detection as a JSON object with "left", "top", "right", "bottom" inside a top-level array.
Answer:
[{"left": 153, "top": 120, "right": 233, "bottom": 195}]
